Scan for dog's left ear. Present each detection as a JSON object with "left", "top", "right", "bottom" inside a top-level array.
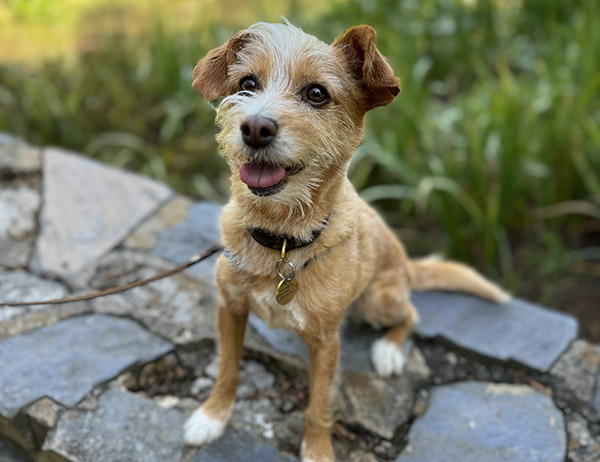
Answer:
[
  {"left": 192, "top": 32, "right": 252, "bottom": 102},
  {"left": 333, "top": 26, "right": 401, "bottom": 111}
]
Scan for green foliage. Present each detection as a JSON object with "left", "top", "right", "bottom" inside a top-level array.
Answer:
[
  {"left": 0, "top": 24, "right": 230, "bottom": 200},
  {"left": 311, "top": 0, "right": 600, "bottom": 288},
  {"left": 0, "top": 0, "right": 598, "bottom": 296}
]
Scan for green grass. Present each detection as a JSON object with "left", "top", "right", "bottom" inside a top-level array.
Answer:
[{"left": 0, "top": 0, "right": 598, "bottom": 301}]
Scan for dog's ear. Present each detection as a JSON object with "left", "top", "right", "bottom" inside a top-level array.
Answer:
[
  {"left": 333, "top": 26, "right": 401, "bottom": 111},
  {"left": 192, "top": 32, "right": 252, "bottom": 102}
]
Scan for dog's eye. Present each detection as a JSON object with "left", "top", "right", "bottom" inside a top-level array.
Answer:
[
  {"left": 305, "top": 84, "right": 330, "bottom": 107},
  {"left": 239, "top": 76, "right": 259, "bottom": 93}
]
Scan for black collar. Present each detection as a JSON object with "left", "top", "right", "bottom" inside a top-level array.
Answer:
[{"left": 248, "top": 219, "right": 328, "bottom": 251}]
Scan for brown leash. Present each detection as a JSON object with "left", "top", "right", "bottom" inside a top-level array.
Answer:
[{"left": 0, "top": 244, "right": 223, "bottom": 307}]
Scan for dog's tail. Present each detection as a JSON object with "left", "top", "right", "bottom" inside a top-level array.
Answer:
[{"left": 408, "top": 255, "right": 511, "bottom": 303}]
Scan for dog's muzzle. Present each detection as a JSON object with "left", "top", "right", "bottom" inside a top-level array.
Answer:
[{"left": 238, "top": 116, "right": 303, "bottom": 196}]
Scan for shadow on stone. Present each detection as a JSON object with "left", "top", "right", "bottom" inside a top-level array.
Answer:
[{"left": 191, "top": 427, "right": 298, "bottom": 462}]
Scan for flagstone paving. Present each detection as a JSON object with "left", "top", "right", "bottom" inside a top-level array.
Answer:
[
  {"left": 89, "top": 249, "right": 219, "bottom": 345},
  {"left": 0, "top": 185, "right": 40, "bottom": 270},
  {"left": 412, "top": 291, "right": 578, "bottom": 372},
  {"left": 191, "top": 427, "right": 299, "bottom": 462},
  {"left": 0, "top": 314, "right": 172, "bottom": 419},
  {"left": 0, "top": 137, "right": 598, "bottom": 462},
  {"left": 32, "top": 148, "right": 172, "bottom": 278},
  {"left": 41, "top": 389, "right": 186, "bottom": 462},
  {"left": 149, "top": 200, "right": 222, "bottom": 280},
  {"left": 0, "top": 271, "right": 67, "bottom": 324},
  {"left": 0, "top": 138, "right": 40, "bottom": 176},
  {"left": 0, "top": 440, "right": 30, "bottom": 462},
  {"left": 396, "top": 381, "right": 566, "bottom": 462}
]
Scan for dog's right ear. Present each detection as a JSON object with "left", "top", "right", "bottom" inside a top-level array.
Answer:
[{"left": 192, "top": 32, "right": 252, "bottom": 102}]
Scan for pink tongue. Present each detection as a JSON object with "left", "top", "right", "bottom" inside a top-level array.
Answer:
[{"left": 239, "top": 162, "right": 285, "bottom": 189}]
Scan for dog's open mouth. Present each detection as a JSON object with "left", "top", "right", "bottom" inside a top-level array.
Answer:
[{"left": 239, "top": 161, "right": 303, "bottom": 196}]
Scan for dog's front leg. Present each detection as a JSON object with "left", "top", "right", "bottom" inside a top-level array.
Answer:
[
  {"left": 301, "top": 333, "right": 339, "bottom": 462},
  {"left": 185, "top": 301, "right": 248, "bottom": 446}
]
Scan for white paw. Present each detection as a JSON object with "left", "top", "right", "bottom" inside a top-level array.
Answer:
[
  {"left": 371, "top": 338, "right": 406, "bottom": 377},
  {"left": 300, "top": 439, "right": 334, "bottom": 462},
  {"left": 302, "top": 455, "right": 332, "bottom": 462},
  {"left": 184, "top": 408, "right": 227, "bottom": 446},
  {"left": 300, "top": 440, "right": 306, "bottom": 458}
]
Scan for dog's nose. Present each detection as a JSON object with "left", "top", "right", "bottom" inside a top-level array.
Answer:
[{"left": 240, "top": 116, "right": 278, "bottom": 149}]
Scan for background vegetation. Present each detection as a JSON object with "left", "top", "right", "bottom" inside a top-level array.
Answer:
[{"left": 1, "top": 0, "right": 598, "bottom": 335}]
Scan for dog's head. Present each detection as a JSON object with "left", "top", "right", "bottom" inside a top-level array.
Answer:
[{"left": 192, "top": 22, "right": 400, "bottom": 209}]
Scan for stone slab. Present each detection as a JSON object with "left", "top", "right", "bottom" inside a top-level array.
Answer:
[
  {"left": 0, "top": 271, "right": 87, "bottom": 341},
  {"left": 124, "top": 195, "right": 194, "bottom": 251},
  {"left": 151, "top": 201, "right": 222, "bottom": 280},
  {"left": 0, "top": 240, "right": 31, "bottom": 270},
  {"left": 397, "top": 381, "right": 566, "bottom": 462},
  {"left": 550, "top": 340, "right": 600, "bottom": 404},
  {"left": 341, "top": 344, "right": 430, "bottom": 439},
  {"left": 236, "top": 360, "right": 276, "bottom": 398},
  {"left": 0, "top": 439, "right": 31, "bottom": 462},
  {"left": 348, "top": 450, "right": 378, "bottom": 462},
  {"left": 0, "top": 134, "right": 24, "bottom": 145},
  {"left": 595, "top": 373, "right": 600, "bottom": 413},
  {"left": 0, "top": 186, "right": 40, "bottom": 269},
  {"left": 33, "top": 148, "right": 172, "bottom": 277},
  {"left": 0, "top": 314, "right": 173, "bottom": 418},
  {"left": 191, "top": 427, "right": 299, "bottom": 462},
  {"left": 0, "top": 187, "right": 40, "bottom": 240},
  {"left": 90, "top": 250, "right": 218, "bottom": 344},
  {"left": 0, "top": 300, "right": 90, "bottom": 342},
  {"left": 566, "top": 413, "right": 600, "bottom": 462},
  {"left": 412, "top": 291, "right": 578, "bottom": 371},
  {"left": 41, "top": 389, "right": 185, "bottom": 462},
  {"left": 26, "top": 397, "right": 63, "bottom": 437},
  {"left": 248, "top": 315, "right": 309, "bottom": 364},
  {"left": 0, "top": 144, "right": 41, "bottom": 175},
  {"left": 231, "top": 397, "right": 280, "bottom": 441},
  {"left": 0, "top": 271, "right": 68, "bottom": 324}
]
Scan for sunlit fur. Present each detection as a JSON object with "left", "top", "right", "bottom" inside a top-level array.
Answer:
[{"left": 185, "top": 22, "right": 510, "bottom": 462}]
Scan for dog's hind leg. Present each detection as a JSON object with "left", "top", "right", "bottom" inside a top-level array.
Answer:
[
  {"left": 370, "top": 303, "right": 418, "bottom": 377},
  {"left": 185, "top": 303, "right": 248, "bottom": 446},
  {"left": 361, "top": 266, "right": 418, "bottom": 377}
]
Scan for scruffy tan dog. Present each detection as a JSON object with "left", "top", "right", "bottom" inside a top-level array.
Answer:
[{"left": 185, "top": 22, "right": 509, "bottom": 461}]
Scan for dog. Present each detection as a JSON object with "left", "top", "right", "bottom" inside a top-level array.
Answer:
[{"left": 184, "top": 21, "right": 509, "bottom": 462}]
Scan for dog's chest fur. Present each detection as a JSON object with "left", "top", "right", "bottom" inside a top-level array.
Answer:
[{"left": 248, "top": 287, "right": 307, "bottom": 331}]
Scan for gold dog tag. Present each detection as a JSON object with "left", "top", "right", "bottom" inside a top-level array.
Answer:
[
  {"left": 275, "top": 239, "right": 298, "bottom": 305},
  {"left": 276, "top": 276, "right": 298, "bottom": 305}
]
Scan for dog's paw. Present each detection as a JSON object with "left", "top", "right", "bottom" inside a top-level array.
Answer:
[
  {"left": 184, "top": 408, "right": 227, "bottom": 446},
  {"left": 371, "top": 338, "right": 406, "bottom": 377},
  {"left": 300, "top": 438, "right": 335, "bottom": 462},
  {"left": 301, "top": 452, "right": 334, "bottom": 462}
]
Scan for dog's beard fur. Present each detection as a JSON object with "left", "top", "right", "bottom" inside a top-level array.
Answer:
[{"left": 215, "top": 94, "right": 352, "bottom": 220}]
